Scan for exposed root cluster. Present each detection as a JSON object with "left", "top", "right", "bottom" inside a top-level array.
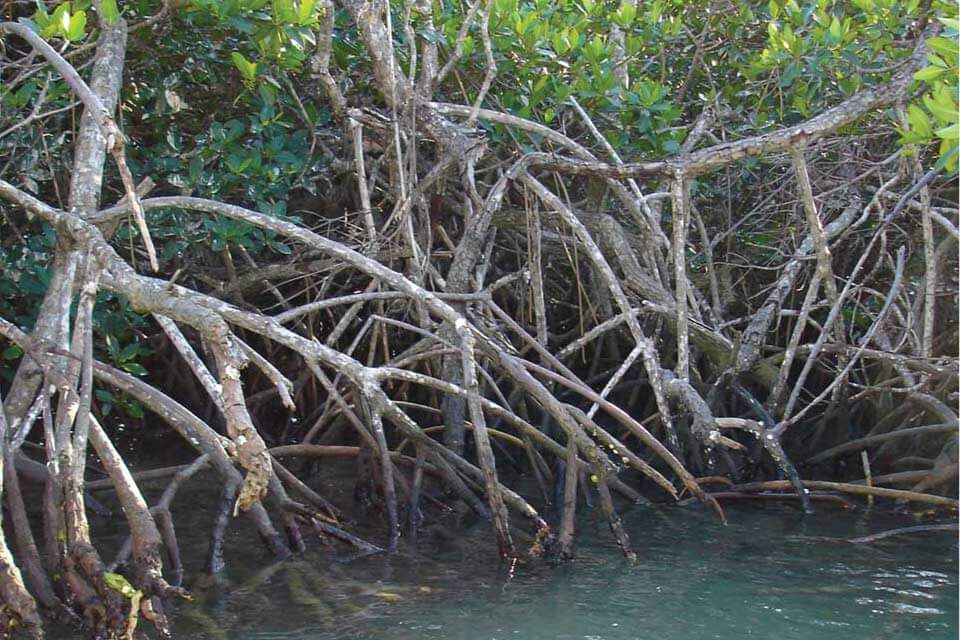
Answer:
[{"left": 1, "top": 6, "right": 956, "bottom": 639}]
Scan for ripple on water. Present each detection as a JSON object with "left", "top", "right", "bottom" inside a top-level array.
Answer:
[
  {"left": 873, "top": 586, "right": 938, "bottom": 600},
  {"left": 890, "top": 603, "right": 945, "bottom": 615}
]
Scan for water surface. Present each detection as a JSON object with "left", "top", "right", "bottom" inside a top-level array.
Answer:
[
  {"left": 158, "top": 496, "right": 957, "bottom": 640},
  {"left": 34, "top": 459, "right": 957, "bottom": 640}
]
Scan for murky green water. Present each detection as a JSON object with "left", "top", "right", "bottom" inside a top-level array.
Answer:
[
  {"left": 47, "top": 470, "right": 959, "bottom": 640},
  {"left": 176, "top": 500, "right": 957, "bottom": 639}
]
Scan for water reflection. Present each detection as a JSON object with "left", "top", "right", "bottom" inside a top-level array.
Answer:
[{"left": 47, "top": 490, "right": 959, "bottom": 640}]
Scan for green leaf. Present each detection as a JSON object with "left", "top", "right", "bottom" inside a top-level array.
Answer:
[
  {"left": 258, "top": 82, "right": 277, "bottom": 106},
  {"left": 297, "top": 0, "right": 317, "bottom": 25},
  {"left": 65, "top": 10, "right": 87, "bottom": 42},
  {"left": 767, "top": 21, "right": 779, "bottom": 42},
  {"left": 935, "top": 123, "right": 960, "bottom": 141},
  {"left": 551, "top": 31, "right": 569, "bottom": 55},
  {"left": 926, "top": 53, "right": 947, "bottom": 68},
  {"left": 118, "top": 343, "right": 140, "bottom": 362},
  {"left": 914, "top": 66, "right": 946, "bottom": 81},
  {"left": 53, "top": 3, "right": 71, "bottom": 31},
  {"left": 2, "top": 345, "right": 23, "bottom": 360},
  {"left": 584, "top": 35, "right": 606, "bottom": 64},
  {"left": 907, "top": 104, "right": 933, "bottom": 139},
  {"left": 781, "top": 24, "right": 795, "bottom": 49},
  {"left": 927, "top": 37, "right": 959, "bottom": 59},
  {"left": 122, "top": 362, "right": 148, "bottom": 376},
  {"left": 934, "top": 143, "right": 958, "bottom": 173},
  {"left": 100, "top": 0, "right": 119, "bottom": 25},
  {"left": 612, "top": 0, "right": 636, "bottom": 27},
  {"left": 231, "top": 52, "right": 258, "bottom": 83},
  {"left": 188, "top": 156, "right": 204, "bottom": 181},
  {"left": 938, "top": 17, "right": 960, "bottom": 32},
  {"left": 781, "top": 62, "right": 800, "bottom": 87},
  {"left": 125, "top": 400, "right": 145, "bottom": 419},
  {"left": 272, "top": 0, "right": 297, "bottom": 24},
  {"left": 226, "top": 154, "right": 252, "bottom": 173},
  {"left": 40, "top": 3, "right": 67, "bottom": 39},
  {"left": 103, "top": 573, "right": 140, "bottom": 599},
  {"left": 923, "top": 92, "right": 957, "bottom": 124},
  {"left": 828, "top": 16, "right": 842, "bottom": 43}
]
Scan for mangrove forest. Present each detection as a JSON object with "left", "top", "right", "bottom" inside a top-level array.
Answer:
[{"left": 0, "top": 0, "right": 957, "bottom": 637}]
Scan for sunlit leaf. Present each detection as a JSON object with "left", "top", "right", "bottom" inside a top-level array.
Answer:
[
  {"left": 927, "top": 36, "right": 959, "bottom": 59},
  {"left": 103, "top": 573, "right": 140, "bottom": 599},
  {"left": 935, "top": 123, "right": 960, "bottom": 141},
  {"left": 100, "top": 0, "right": 119, "bottom": 25},
  {"left": 914, "top": 66, "right": 946, "bottom": 81},
  {"left": 231, "top": 52, "right": 258, "bottom": 83},
  {"left": 907, "top": 104, "right": 933, "bottom": 139},
  {"left": 298, "top": 0, "right": 317, "bottom": 25},
  {"left": 65, "top": 10, "right": 87, "bottom": 42}
]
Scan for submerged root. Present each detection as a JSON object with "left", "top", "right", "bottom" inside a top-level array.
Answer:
[{"left": 0, "top": 544, "right": 44, "bottom": 640}]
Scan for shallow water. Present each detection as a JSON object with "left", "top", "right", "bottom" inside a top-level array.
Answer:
[{"left": 48, "top": 473, "right": 959, "bottom": 640}]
